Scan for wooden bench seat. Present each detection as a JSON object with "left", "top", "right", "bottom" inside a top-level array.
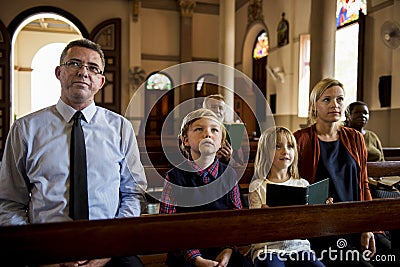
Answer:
[
  {"left": 1, "top": 161, "right": 398, "bottom": 266},
  {"left": 140, "top": 161, "right": 400, "bottom": 264},
  {"left": 383, "top": 147, "right": 400, "bottom": 161},
  {"left": 144, "top": 164, "right": 254, "bottom": 186},
  {"left": 366, "top": 161, "right": 400, "bottom": 177},
  {"left": 1, "top": 198, "right": 399, "bottom": 266},
  {"left": 144, "top": 161, "right": 400, "bottom": 189},
  {"left": 138, "top": 138, "right": 258, "bottom": 167},
  {"left": 139, "top": 253, "right": 167, "bottom": 267}
]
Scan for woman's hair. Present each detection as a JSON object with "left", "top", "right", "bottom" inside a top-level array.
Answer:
[
  {"left": 179, "top": 108, "right": 226, "bottom": 157},
  {"left": 254, "top": 126, "right": 300, "bottom": 180},
  {"left": 308, "top": 78, "right": 344, "bottom": 124},
  {"left": 344, "top": 101, "right": 368, "bottom": 126}
]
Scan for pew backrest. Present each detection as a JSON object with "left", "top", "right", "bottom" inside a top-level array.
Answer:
[
  {"left": 1, "top": 161, "right": 400, "bottom": 265},
  {"left": 383, "top": 147, "right": 400, "bottom": 161}
]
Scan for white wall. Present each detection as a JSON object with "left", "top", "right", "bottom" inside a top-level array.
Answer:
[
  {"left": 193, "top": 13, "right": 219, "bottom": 59},
  {"left": 141, "top": 8, "right": 180, "bottom": 58}
]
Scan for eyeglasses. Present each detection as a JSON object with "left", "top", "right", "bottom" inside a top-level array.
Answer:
[
  {"left": 60, "top": 60, "right": 103, "bottom": 75},
  {"left": 210, "top": 104, "right": 225, "bottom": 112}
]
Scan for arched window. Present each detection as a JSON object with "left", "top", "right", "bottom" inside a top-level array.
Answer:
[
  {"left": 145, "top": 72, "right": 173, "bottom": 136},
  {"left": 195, "top": 74, "right": 218, "bottom": 93},
  {"left": 146, "top": 72, "right": 172, "bottom": 90},
  {"left": 194, "top": 74, "right": 218, "bottom": 109},
  {"left": 253, "top": 32, "right": 269, "bottom": 59},
  {"left": 13, "top": 13, "right": 81, "bottom": 119},
  {"left": 252, "top": 31, "right": 268, "bottom": 136}
]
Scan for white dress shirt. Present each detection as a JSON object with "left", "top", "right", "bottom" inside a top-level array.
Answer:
[{"left": 0, "top": 99, "right": 147, "bottom": 225}]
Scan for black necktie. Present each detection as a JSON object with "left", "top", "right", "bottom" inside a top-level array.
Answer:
[{"left": 69, "top": 111, "right": 89, "bottom": 220}]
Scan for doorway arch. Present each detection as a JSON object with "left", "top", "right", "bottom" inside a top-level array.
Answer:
[
  {"left": 8, "top": 6, "right": 86, "bottom": 121},
  {"left": 31, "top": 43, "right": 67, "bottom": 113},
  {"left": 8, "top": 6, "right": 88, "bottom": 38},
  {"left": 241, "top": 22, "right": 269, "bottom": 136},
  {"left": 241, "top": 22, "right": 268, "bottom": 80}
]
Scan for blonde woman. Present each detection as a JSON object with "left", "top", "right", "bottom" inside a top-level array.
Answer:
[{"left": 294, "top": 78, "right": 375, "bottom": 266}]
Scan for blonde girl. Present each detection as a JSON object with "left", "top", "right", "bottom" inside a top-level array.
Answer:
[{"left": 248, "top": 126, "right": 325, "bottom": 267}]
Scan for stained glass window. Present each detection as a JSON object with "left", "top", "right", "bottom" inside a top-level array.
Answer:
[
  {"left": 146, "top": 73, "right": 172, "bottom": 90},
  {"left": 253, "top": 32, "right": 269, "bottom": 59},
  {"left": 336, "top": 0, "right": 367, "bottom": 28}
]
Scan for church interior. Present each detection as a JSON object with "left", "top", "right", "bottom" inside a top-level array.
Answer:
[
  {"left": 0, "top": 0, "right": 399, "bottom": 151},
  {"left": 0, "top": 0, "right": 400, "bottom": 265}
]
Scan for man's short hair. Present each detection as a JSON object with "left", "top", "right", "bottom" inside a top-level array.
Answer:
[
  {"left": 60, "top": 38, "right": 105, "bottom": 71},
  {"left": 202, "top": 94, "right": 225, "bottom": 108}
]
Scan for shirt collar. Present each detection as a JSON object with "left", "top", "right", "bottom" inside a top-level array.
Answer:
[
  {"left": 188, "top": 158, "right": 220, "bottom": 179},
  {"left": 56, "top": 99, "right": 96, "bottom": 123}
]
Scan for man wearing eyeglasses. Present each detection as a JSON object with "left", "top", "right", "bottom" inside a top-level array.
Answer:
[
  {"left": 203, "top": 94, "right": 245, "bottom": 167},
  {"left": 0, "top": 39, "right": 147, "bottom": 267}
]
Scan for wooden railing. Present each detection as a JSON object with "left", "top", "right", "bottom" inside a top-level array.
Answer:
[
  {"left": 145, "top": 161, "right": 400, "bottom": 190},
  {"left": 383, "top": 147, "right": 400, "bottom": 161},
  {"left": 0, "top": 199, "right": 399, "bottom": 266},
  {"left": 367, "top": 161, "right": 400, "bottom": 177},
  {"left": 1, "top": 161, "right": 399, "bottom": 266}
]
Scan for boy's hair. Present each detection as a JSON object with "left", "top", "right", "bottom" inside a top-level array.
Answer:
[
  {"left": 308, "top": 78, "right": 344, "bottom": 124},
  {"left": 179, "top": 108, "right": 226, "bottom": 157},
  {"left": 60, "top": 38, "right": 105, "bottom": 71},
  {"left": 202, "top": 94, "right": 225, "bottom": 108},
  {"left": 254, "top": 126, "right": 300, "bottom": 180}
]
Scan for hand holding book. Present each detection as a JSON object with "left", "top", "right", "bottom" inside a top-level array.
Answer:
[
  {"left": 216, "top": 141, "right": 233, "bottom": 163},
  {"left": 266, "top": 178, "right": 330, "bottom": 207}
]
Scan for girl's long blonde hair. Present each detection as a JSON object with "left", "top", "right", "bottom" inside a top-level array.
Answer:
[{"left": 253, "top": 126, "right": 300, "bottom": 180}]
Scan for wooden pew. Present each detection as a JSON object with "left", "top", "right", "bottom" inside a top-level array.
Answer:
[
  {"left": 0, "top": 199, "right": 399, "bottom": 266},
  {"left": 138, "top": 138, "right": 258, "bottom": 166},
  {"left": 143, "top": 164, "right": 254, "bottom": 213},
  {"left": 1, "top": 161, "right": 397, "bottom": 266},
  {"left": 143, "top": 163, "right": 252, "bottom": 203},
  {"left": 383, "top": 147, "right": 400, "bottom": 161},
  {"left": 143, "top": 161, "right": 400, "bottom": 214},
  {"left": 145, "top": 161, "right": 400, "bottom": 190},
  {"left": 366, "top": 161, "right": 400, "bottom": 200},
  {"left": 367, "top": 161, "right": 400, "bottom": 177}
]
